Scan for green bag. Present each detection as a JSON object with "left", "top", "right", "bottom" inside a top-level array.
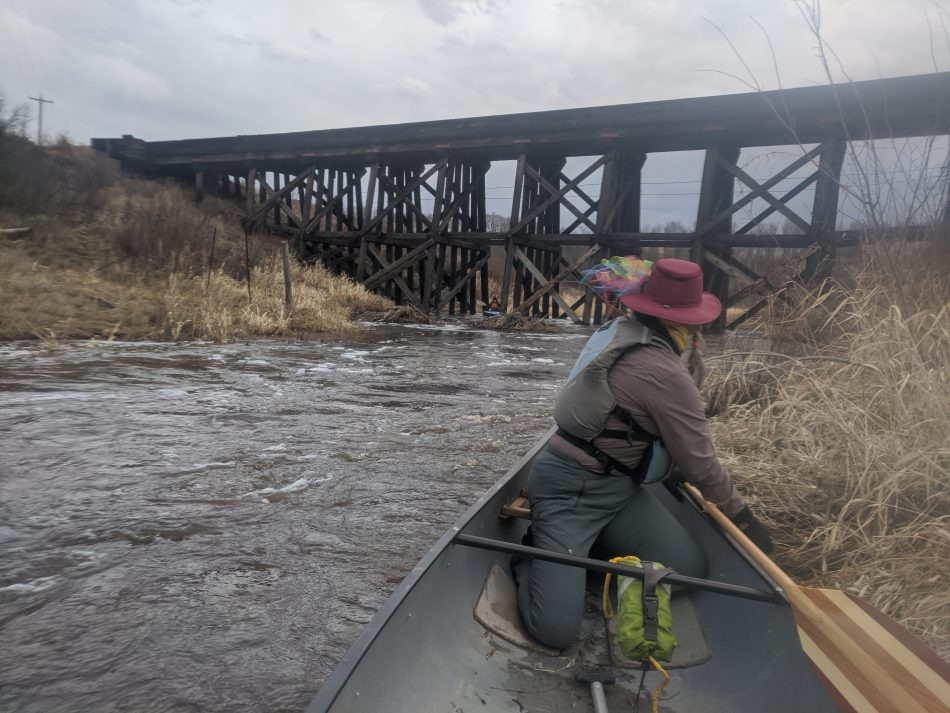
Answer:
[{"left": 603, "top": 556, "right": 677, "bottom": 662}]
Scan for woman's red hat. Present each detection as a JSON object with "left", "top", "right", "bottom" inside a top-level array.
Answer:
[{"left": 620, "top": 258, "right": 721, "bottom": 325}]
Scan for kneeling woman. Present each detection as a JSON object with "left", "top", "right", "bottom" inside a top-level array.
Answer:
[{"left": 514, "top": 258, "right": 772, "bottom": 650}]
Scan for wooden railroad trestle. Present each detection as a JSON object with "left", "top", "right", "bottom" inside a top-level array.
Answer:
[{"left": 92, "top": 73, "right": 950, "bottom": 328}]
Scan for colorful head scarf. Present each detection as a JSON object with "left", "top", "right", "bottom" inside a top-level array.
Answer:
[{"left": 580, "top": 256, "right": 653, "bottom": 305}]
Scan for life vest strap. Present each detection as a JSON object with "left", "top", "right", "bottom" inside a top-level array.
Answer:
[
  {"left": 607, "top": 405, "right": 661, "bottom": 450},
  {"left": 555, "top": 427, "right": 647, "bottom": 479},
  {"left": 609, "top": 404, "right": 653, "bottom": 436}
]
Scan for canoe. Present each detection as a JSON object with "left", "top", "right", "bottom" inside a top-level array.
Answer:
[{"left": 307, "top": 432, "right": 950, "bottom": 713}]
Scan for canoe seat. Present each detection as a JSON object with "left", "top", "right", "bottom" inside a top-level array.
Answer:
[
  {"left": 473, "top": 564, "right": 559, "bottom": 655},
  {"left": 499, "top": 488, "right": 530, "bottom": 519},
  {"left": 473, "top": 564, "right": 713, "bottom": 669}
]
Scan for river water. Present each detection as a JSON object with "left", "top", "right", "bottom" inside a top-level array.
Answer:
[{"left": 0, "top": 321, "right": 597, "bottom": 713}]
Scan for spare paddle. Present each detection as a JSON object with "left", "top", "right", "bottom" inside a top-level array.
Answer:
[{"left": 683, "top": 482, "right": 950, "bottom": 713}]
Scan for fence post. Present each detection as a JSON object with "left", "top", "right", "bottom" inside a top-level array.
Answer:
[{"left": 281, "top": 241, "right": 293, "bottom": 307}]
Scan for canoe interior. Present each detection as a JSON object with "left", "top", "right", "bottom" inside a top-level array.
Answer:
[{"left": 308, "top": 438, "right": 841, "bottom": 712}]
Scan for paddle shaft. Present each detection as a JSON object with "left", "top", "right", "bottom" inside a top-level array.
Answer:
[
  {"left": 682, "top": 482, "right": 853, "bottom": 616},
  {"left": 682, "top": 483, "right": 797, "bottom": 590}
]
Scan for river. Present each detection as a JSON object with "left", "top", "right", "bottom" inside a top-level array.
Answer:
[{"left": 0, "top": 321, "right": 595, "bottom": 713}]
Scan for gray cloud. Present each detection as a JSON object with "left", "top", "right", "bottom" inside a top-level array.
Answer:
[
  {"left": 1, "top": 0, "right": 946, "bottom": 225},
  {"left": 215, "top": 32, "right": 307, "bottom": 63},
  {"left": 308, "top": 27, "right": 331, "bottom": 43},
  {"left": 417, "top": 0, "right": 461, "bottom": 25}
]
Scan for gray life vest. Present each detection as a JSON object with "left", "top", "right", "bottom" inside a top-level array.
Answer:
[{"left": 554, "top": 317, "right": 675, "bottom": 483}]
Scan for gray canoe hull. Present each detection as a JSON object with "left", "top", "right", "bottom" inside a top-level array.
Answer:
[{"left": 307, "top": 435, "right": 840, "bottom": 712}]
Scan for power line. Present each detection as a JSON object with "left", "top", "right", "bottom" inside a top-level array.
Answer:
[{"left": 478, "top": 166, "right": 946, "bottom": 193}]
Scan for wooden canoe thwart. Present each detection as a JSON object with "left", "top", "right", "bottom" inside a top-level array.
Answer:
[{"left": 683, "top": 483, "right": 950, "bottom": 713}]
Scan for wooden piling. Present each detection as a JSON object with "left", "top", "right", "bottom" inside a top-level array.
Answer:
[{"left": 281, "top": 241, "right": 292, "bottom": 307}]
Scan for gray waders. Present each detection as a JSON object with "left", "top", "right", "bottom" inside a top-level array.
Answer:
[{"left": 514, "top": 446, "right": 707, "bottom": 651}]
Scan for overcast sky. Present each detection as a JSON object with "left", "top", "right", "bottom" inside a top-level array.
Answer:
[
  {"left": 3, "top": 0, "right": 948, "bottom": 142},
  {"left": 2, "top": 0, "right": 948, "bottom": 227}
]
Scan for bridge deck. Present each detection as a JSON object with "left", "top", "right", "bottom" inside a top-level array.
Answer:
[{"left": 93, "top": 73, "right": 950, "bottom": 171}]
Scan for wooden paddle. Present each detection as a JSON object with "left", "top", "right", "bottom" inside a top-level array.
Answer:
[{"left": 683, "top": 482, "right": 950, "bottom": 713}]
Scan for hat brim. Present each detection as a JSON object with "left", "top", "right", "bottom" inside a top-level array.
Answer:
[{"left": 620, "top": 291, "right": 722, "bottom": 326}]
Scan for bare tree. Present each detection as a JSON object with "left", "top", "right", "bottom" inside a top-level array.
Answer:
[
  {"left": 0, "top": 94, "right": 31, "bottom": 137},
  {"left": 485, "top": 212, "right": 510, "bottom": 232}
]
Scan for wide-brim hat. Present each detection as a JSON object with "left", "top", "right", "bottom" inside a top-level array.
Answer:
[{"left": 620, "top": 258, "right": 721, "bottom": 326}]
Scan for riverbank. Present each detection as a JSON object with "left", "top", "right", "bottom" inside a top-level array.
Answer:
[
  {"left": 707, "top": 239, "right": 950, "bottom": 657},
  {"left": 0, "top": 140, "right": 391, "bottom": 343}
]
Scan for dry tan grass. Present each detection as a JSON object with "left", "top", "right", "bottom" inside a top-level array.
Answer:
[
  {"left": 707, "top": 240, "right": 950, "bottom": 657},
  {"left": 155, "top": 255, "right": 392, "bottom": 341},
  {"left": 0, "top": 144, "right": 392, "bottom": 342},
  {"left": 0, "top": 244, "right": 391, "bottom": 341},
  {"left": 0, "top": 245, "right": 157, "bottom": 341}
]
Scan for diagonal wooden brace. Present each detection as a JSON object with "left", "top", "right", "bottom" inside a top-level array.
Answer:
[
  {"left": 364, "top": 161, "right": 443, "bottom": 235},
  {"left": 251, "top": 169, "right": 306, "bottom": 228},
  {"left": 696, "top": 142, "right": 826, "bottom": 236},
  {"left": 725, "top": 243, "right": 821, "bottom": 309},
  {"left": 516, "top": 244, "right": 601, "bottom": 322},
  {"left": 735, "top": 171, "right": 819, "bottom": 234},
  {"left": 365, "top": 243, "right": 421, "bottom": 308},
  {"left": 719, "top": 161, "right": 813, "bottom": 234},
  {"left": 435, "top": 251, "right": 491, "bottom": 308},
  {"left": 363, "top": 238, "right": 435, "bottom": 291},
  {"left": 504, "top": 154, "right": 609, "bottom": 239},
  {"left": 524, "top": 164, "right": 598, "bottom": 233},
  {"left": 305, "top": 170, "right": 364, "bottom": 233},
  {"left": 378, "top": 173, "right": 433, "bottom": 230},
  {"left": 437, "top": 164, "right": 487, "bottom": 233}
]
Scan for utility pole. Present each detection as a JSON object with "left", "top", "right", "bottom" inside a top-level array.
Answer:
[{"left": 28, "top": 94, "right": 53, "bottom": 144}]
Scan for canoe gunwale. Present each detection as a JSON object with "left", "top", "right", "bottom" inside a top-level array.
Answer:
[{"left": 677, "top": 483, "right": 792, "bottom": 604}]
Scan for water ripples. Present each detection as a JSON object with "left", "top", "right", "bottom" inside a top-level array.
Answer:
[{"left": 0, "top": 323, "right": 588, "bottom": 713}]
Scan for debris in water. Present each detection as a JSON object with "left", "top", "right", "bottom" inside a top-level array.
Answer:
[
  {"left": 377, "top": 305, "right": 431, "bottom": 324},
  {"left": 479, "top": 313, "right": 562, "bottom": 333}
]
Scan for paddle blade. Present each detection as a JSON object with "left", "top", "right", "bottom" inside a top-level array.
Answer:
[{"left": 793, "top": 587, "right": 950, "bottom": 713}]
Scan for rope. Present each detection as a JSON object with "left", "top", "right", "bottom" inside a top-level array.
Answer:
[
  {"left": 630, "top": 656, "right": 671, "bottom": 713},
  {"left": 648, "top": 656, "right": 671, "bottom": 713},
  {"left": 602, "top": 555, "right": 641, "bottom": 619}
]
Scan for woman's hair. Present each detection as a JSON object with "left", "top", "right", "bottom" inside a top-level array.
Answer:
[{"left": 633, "top": 312, "right": 680, "bottom": 354}]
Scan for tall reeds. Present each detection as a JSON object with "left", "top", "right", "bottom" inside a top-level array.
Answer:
[{"left": 707, "top": 240, "right": 950, "bottom": 656}]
